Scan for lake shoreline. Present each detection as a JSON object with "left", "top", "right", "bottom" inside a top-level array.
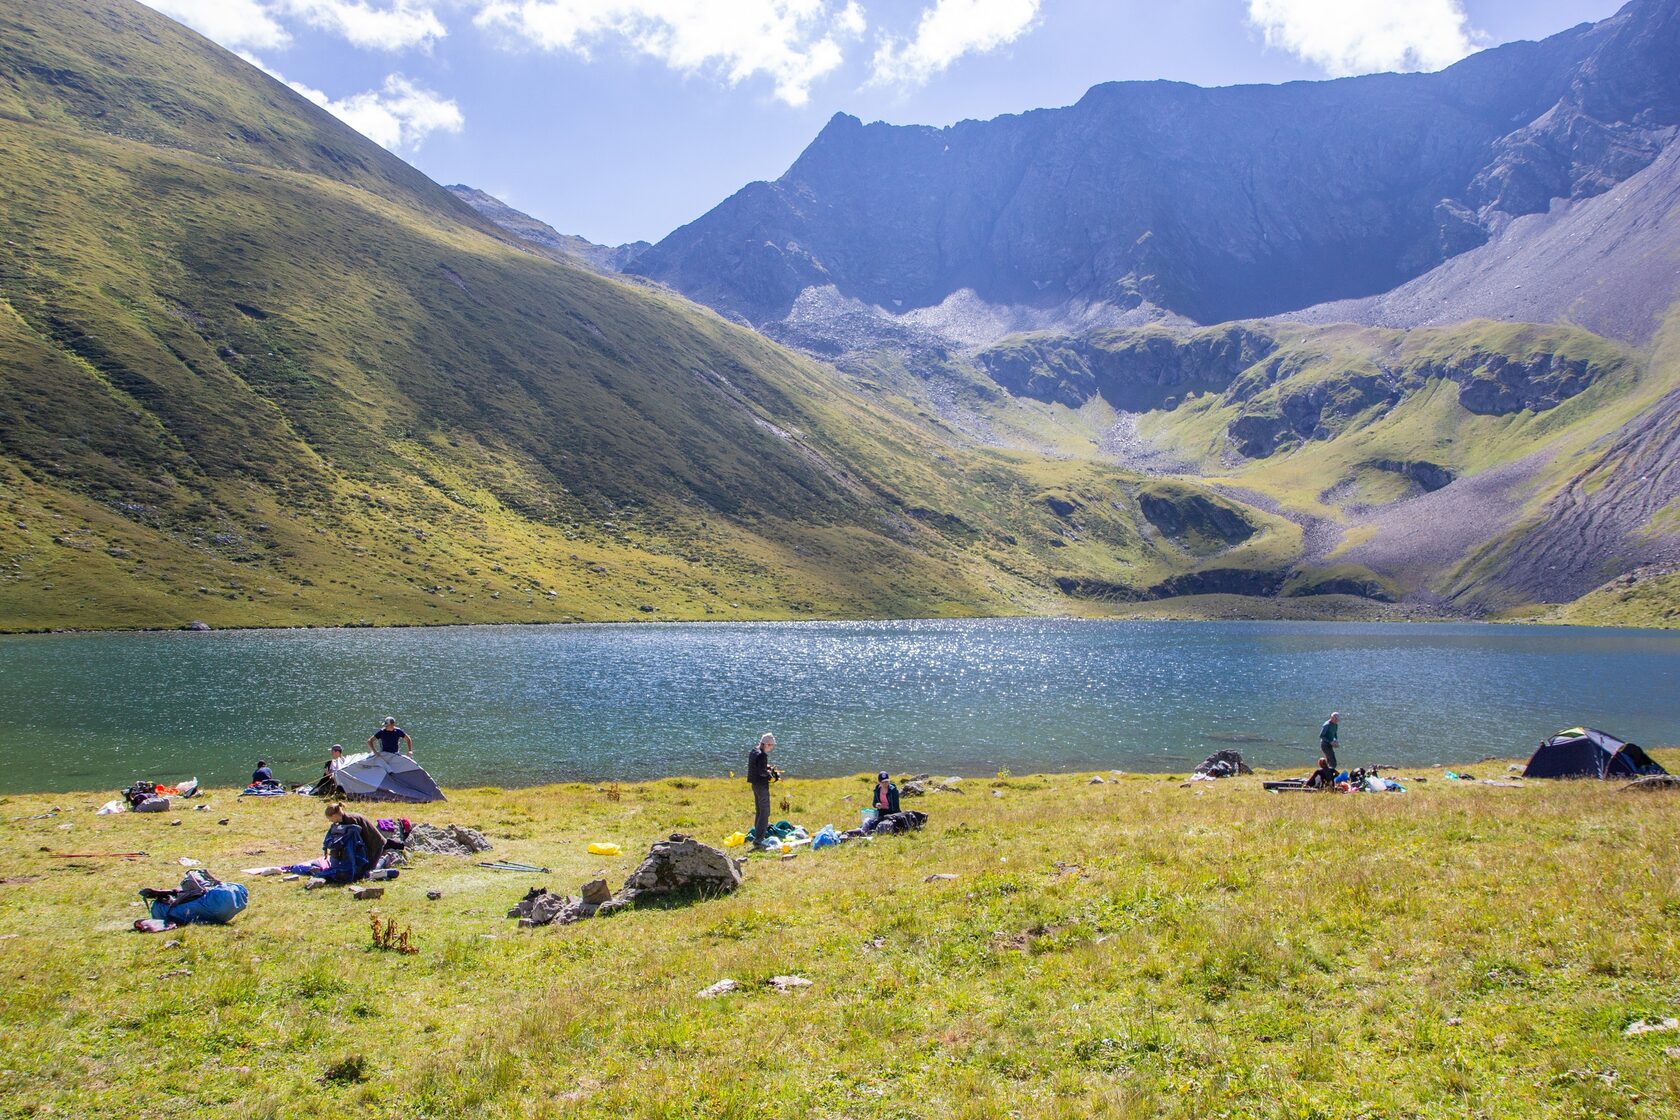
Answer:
[{"left": 0, "top": 596, "right": 1560, "bottom": 640}]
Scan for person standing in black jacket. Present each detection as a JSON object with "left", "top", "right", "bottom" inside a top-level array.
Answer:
[{"left": 747, "top": 732, "right": 780, "bottom": 847}]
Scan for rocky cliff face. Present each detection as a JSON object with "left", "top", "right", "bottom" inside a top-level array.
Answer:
[{"left": 630, "top": 0, "right": 1679, "bottom": 344}]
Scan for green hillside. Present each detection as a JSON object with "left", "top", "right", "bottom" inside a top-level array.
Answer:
[
  {"left": 0, "top": 0, "right": 1290, "bottom": 632},
  {"left": 973, "top": 316, "right": 1680, "bottom": 624}
]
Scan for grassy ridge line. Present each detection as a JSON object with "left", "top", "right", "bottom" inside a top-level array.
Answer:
[{"left": 2, "top": 762, "right": 1678, "bottom": 1118}]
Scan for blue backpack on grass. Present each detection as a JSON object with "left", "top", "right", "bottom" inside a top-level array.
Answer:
[{"left": 140, "top": 870, "right": 248, "bottom": 926}]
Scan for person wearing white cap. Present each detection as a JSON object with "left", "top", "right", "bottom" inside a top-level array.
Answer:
[
  {"left": 1319, "top": 712, "right": 1341, "bottom": 771},
  {"left": 367, "top": 717, "right": 413, "bottom": 756}
]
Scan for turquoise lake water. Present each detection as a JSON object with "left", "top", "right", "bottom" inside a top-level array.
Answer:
[{"left": 1, "top": 619, "right": 1677, "bottom": 793}]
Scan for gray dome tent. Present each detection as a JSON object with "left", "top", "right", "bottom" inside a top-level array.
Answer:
[
  {"left": 331, "top": 751, "right": 446, "bottom": 802},
  {"left": 1522, "top": 728, "right": 1667, "bottom": 780}
]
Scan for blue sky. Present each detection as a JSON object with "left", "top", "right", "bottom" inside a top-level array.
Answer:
[{"left": 143, "top": 1, "right": 1624, "bottom": 246}]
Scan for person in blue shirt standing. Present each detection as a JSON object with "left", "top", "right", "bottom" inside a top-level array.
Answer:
[
  {"left": 368, "top": 717, "right": 413, "bottom": 756},
  {"left": 1319, "top": 712, "right": 1341, "bottom": 771}
]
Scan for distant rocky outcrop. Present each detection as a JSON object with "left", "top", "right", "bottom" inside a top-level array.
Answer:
[{"left": 446, "top": 185, "right": 648, "bottom": 273}]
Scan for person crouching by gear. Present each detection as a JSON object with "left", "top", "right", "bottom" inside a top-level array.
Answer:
[{"left": 746, "top": 732, "right": 782, "bottom": 849}]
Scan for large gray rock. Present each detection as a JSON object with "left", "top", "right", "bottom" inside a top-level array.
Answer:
[
  {"left": 405, "top": 823, "right": 492, "bottom": 856},
  {"left": 613, "top": 833, "right": 741, "bottom": 906}
]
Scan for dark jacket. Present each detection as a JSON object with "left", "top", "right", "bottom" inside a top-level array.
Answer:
[
  {"left": 872, "top": 780, "right": 901, "bottom": 814},
  {"left": 336, "top": 810, "right": 386, "bottom": 867},
  {"left": 747, "top": 746, "right": 774, "bottom": 786}
]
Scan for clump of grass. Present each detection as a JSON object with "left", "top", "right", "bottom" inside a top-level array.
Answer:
[{"left": 319, "top": 1054, "right": 367, "bottom": 1084}]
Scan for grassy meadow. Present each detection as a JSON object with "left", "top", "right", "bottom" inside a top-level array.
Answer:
[{"left": 3, "top": 761, "right": 1679, "bottom": 1118}]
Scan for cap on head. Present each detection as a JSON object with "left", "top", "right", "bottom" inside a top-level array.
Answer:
[
  {"left": 1330, "top": 712, "right": 1340, "bottom": 720},
  {"left": 878, "top": 771, "right": 889, "bottom": 781},
  {"left": 330, "top": 744, "right": 343, "bottom": 753},
  {"left": 384, "top": 717, "right": 397, "bottom": 727}
]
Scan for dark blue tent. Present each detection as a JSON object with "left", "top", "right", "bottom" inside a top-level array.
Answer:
[{"left": 1523, "top": 728, "right": 1667, "bottom": 779}]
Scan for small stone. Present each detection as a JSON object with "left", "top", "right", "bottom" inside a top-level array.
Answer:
[
  {"left": 992, "top": 789, "right": 1003, "bottom": 798},
  {"left": 162, "top": 939, "right": 182, "bottom": 949},
  {"left": 1445, "top": 1017, "right": 1462, "bottom": 1026},
  {"left": 169, "top": 820, "right": 182, "bottom": 826},
  {"left": 767, "top": 975, "right": 812, "bottom": 992},
  {"left": 426, "top": 890, "right": 442, "bottom": 901},
  {"left": 1624, "top": 1018, "right": 1680, "bottom": 1036},
  {"left": 218, "top": 819, "right": 230, "bottom": 825},
  {"left": 187, "top": 621, "right": 211, "bottom": 631},
  {"left": 282, "top": 874, "right": 300, "bottom": 882},
  {"left": 923, "top": 873, "right": 958, "bottom": 883},
  {"left": 517, "top": 917, "right": 538, "bottom": 929},
  {"left": 1089, "top": 776, "right": 1107, "bottom": 784},
  {"left": 350, "top": 886, "right": 384, "bottom": 900},
  {"left": 697, "top": 979, "right": 740, "bottom": 999},
  {"left": 580, "top": 878, "right": 612, "bottom": 905}
]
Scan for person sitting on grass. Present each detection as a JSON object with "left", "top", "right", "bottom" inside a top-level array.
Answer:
[
  {"left": 871, "top": 771, "right": 901, "bottom": 816},
  {"left": 1304, "top": 756, "right": 1338, "bottom": 790},
  {"left": 284, "top": 803, "right": 386, "bottom": 883},
  {"left": 862, "top": 771, "right": 904, "bottom": 833},
  {"left": 251, "top": 759, "right": 273, "bottom": 785}
]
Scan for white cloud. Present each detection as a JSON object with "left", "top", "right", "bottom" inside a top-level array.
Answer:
[
  {"left": 245, "top": 55, "right": 464, "bottom": 150},
  {"left": 141, "top": 1, "right": 444, "bottom": 53},
  {"left": 472, "top": 0, "right": 868, "bottom": 107},
  {"left": 142, "top": 0, "right": 292, "bottom": 50},
  {"left": 869, "top": 0, "right": 1039, "bottom": 87},
  {"left": 276, "top": 1, "right": 447, "bottom": 52},
  {"left": 1246, "top": 0, "right": 1481, "bottom": 76}
]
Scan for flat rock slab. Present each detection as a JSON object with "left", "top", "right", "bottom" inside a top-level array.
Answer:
[
  {"left": 1625, "top": 1018, "right": 1679, "bottom": 1036},
  {"left": 768, "top": 975, "right": 812, "bottom": 992},
  {"left": 350, "top": 886, "right": 384, "bottom": 900},
  {"left": 697, "top": 979, "right": 740, "bottom": 999}
]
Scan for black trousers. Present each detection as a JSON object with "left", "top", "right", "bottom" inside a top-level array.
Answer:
[
  {"left": 1321, "top": 740, "right": 1339, "bottom": 770},
  {"left": 751, "top": 781, "right": 771, "bottom": 843}
]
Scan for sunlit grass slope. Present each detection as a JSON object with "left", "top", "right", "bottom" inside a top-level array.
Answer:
[
  {"left": 2, "top": 762, "right": 1678, "bottom": 1118},
  {"left": 0, "top": 0, "right": 1273, "bottom": 631}
]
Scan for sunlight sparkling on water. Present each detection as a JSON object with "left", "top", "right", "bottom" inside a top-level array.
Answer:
[{"left": 2, "top": 619, "right": 1678, "bottom": 791}]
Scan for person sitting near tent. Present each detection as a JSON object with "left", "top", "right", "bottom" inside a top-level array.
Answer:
[
  {"left": 1304, "top": 756, "right": 1338, "bottom": 790},
  {"left": 251, "top": 759, "right": 274, "bottom": 785},
  {"left": 327, "top": 802, "right": 386, "bottom": 869},
  {"left": 284, "top": 803, "right": 385, "bottom": 883},
  {"left": 1318, "top": 713, "right": 1341, "bottom": 771},
  {"left": 326, "top": 744, "right": 345, "bottom": 773},
  {"left": 368, "top": 717, "right": 413, "bottom": 756}
]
